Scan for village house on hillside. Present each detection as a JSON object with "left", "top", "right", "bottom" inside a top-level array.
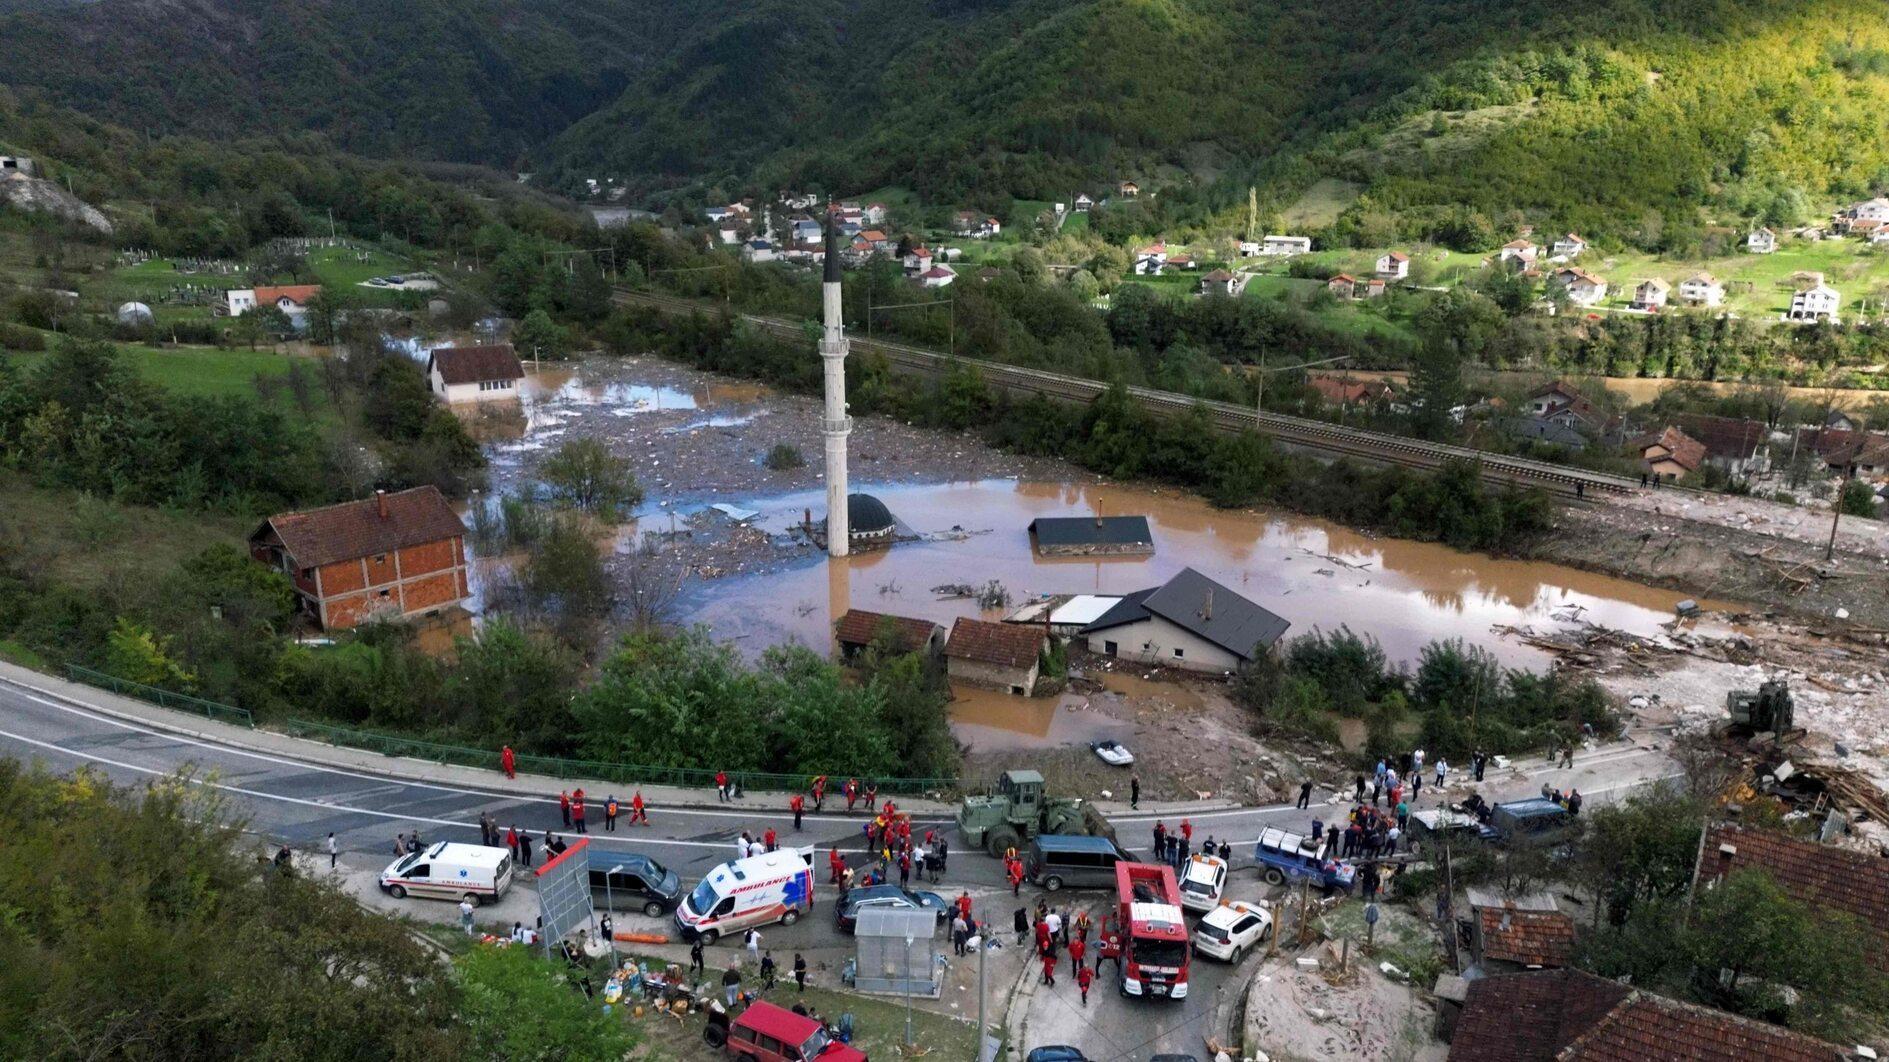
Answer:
[
  {"left": 1307, "top": 375, "right": 1393, "bottom": 410},
  {"left": 1497, "top": 239, "right": 1538, "bottom": 267},
  {"left": 1082, "top": 567, "right": 1290, "bottom": 673},
  {"left": 833, "top": 609, "right": 944, "bottom": 660},
  {"left": 1117, "top": 180, "right": 1139, "bottom": 198},
  {"left": 225, "top": 284, "right": 321, "bottom": 328},
  {"left": 1375, "top": 251, "right": 1409, "bottom": 279},
  {"left": 1552, "top": 267, "right": 1607, "bottom": 306},
  {"left": 1198, "top": 268, "right": 1248, "bottom": 297},
  {"left": 1747, "top": 226, "right": 1778, "bottom": 253},
  {"left": 1630, "top": 426, "right": 1706, "bottom": 482},
  {"left": 426, "top": 343, "right": 524, "bottom": 403},
  {"left": 1550, "top": 232, "right": 1587, "bottom": 258},
  {"left": 1700, "top": 823, "right": 1889, "bottom": 966},
  {"left": 952, "top": 210, "right": 1001, "bottom": 239},
  {"left": 1672, "top": 413, "right": 1772, "bottom": 476},
  {"left": 1262, "top": 235, "right": 1312, "bottom": 257},
  {"left": 248, "top": 487, "right": 470, "bottom": 631},
  {"left": 1630, "top": 277, "right": 1670, "bottom": 311},
  {"left": 945, "top": 617, "right": 1048, "bottom": 696},
  {"left": 1327, "top": 273, "right": 1359, "bottom": 298},
  {"left": 1787, "top": 276, "right": 1841, "bottom": 323},
  {"left": 1677, "top": 272, "right": 1724, "bottom": 307}
]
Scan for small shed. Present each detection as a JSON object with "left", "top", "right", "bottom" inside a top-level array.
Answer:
[
  {"left": 945, "top": 617, "right": 1047, "bottom": 695},
  {"left": 834, "top": 609, "right": 945, "bottom": 659},
  {"left": 852, "top": 907, "right": 941, "bottom": 998}
]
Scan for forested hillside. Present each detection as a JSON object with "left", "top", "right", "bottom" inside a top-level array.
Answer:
[
  {"left": 0, "top": 0, "right": 662, "bottom": 164},
  {"left": 3, "top": 0, "right": 1889, "bottom": 242}
]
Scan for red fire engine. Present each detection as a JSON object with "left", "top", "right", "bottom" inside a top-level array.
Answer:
[{"left": 1100, "top": 861, "right": 1190, "bottom": 999}]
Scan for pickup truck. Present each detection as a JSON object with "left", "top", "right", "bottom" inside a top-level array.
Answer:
[{"left": 1252, "top": 826, "right": 1356, "bottom": 892}]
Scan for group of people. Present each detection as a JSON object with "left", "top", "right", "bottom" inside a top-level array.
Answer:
[
  {"left": 496, "top": 824, "right": 571, "bottom": 868},
  {"left": 551, "top": 788, "right": 650, "bottom": 834},
  {"left": 1540, "top": 784, "right": 1585, "bottom": 815},
  {"left": 1020, "top": 898, "right": 1107, "bottom": 1005},
  {"left": 1330, "top": 802, "right": 1405, "bottom": 860},
  {"left": 1150, "top": 819, "right": 1226, "bottom": 869}
]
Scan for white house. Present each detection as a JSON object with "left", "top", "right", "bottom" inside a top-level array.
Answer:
[
  {"left": 1747, "top": 227, "right": 1777, "bottom": 254},
  {"left": 1787, "top": 280, "right": 1840, "bottom": 323},
  {"left": 862, "top": 202, "right": 888, "bottom": 226},
  {"left": 1133, "top": 253, "right": 1165, "bottom": 276},
  {"left": 1851, "top": 197, "right": 1889, "bottom": 224},
  {"left": 426, "top": 344, "right": 525, "bottom": 404},
  {"left": 717, "top": 223, "right": 744, "bottom": 245},
  {"left": 1238, "top": 239, "right": 1261, "bottom": 257},
  {"left": 1550, "top": 233, "right": 1588, "bottom": 258},
  {"left": 1074, "top": 194, "right": 1094, "bottom": 212},
  {"left": 1118, "top": 180, "right": 1140, "bottom": 197},
  {"left": 1498, "top": 239, "right": 1538, "bottom": 266},
  {"left": 1198, "top": 269, "right": 1248, "bottom": 297},
  {"left": 951, "top": 211, "right": 1000, "bottom": 238},
  {"left": 902, "top": 246, "right": 933, "bottom": 274},
  {"left": 1871, "top": 228, "right": 1889, "bottom": 246},
  {"left": 917, "top": 265, "right": 956, "bottom": 288},
  {"left": 1677, "top": 273, "right": 1724, "bottom": 307},
  {"left": 1082, "top": 567, "right": 1290, "bottom": 674},
  {"left": 1261, "top": 235, "right": 1312, "bottom": 257},
  {"left": 1553, "top": 268, "right": 1607, "bottom": 306},
  {"left": 789, "top": 217, "right": 822, "bottom": 244},
  {"left": 1630, "top": 278, "right": 1670, "bottom": 311},
  {"left": 742, "top": 239, "right": 778, "bottom": 263},
  {"left": 225, "top": 284, "right": 321, "bottom": 328},
  {"left": 1376, "top": 251, "right": 1410, "bottom": 280}
]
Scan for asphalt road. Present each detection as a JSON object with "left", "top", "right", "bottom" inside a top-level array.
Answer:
[{"left": 0, "top": 673, "right": 1681, "bottom": 1059}]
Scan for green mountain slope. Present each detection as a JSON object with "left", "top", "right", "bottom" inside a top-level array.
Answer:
[{"left": 0, "top": 0, "right": 664, "bottom": 163}]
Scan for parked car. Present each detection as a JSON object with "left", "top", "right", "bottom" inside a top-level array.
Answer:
[
  {"left": 1176, "top": 854, "right": 1228, "bottom": 913},
  {"left": 834, "top": 885, "right": 948, "bottom": 933},
  {"left": 1478, "top": 798, "right": 1571, "bottom": 844},
  {"left": 379, "top": 842, "right": 513, "bottom": 904},
  {"left": 589, "top": 853, "right": 682, "bottom": 916},
  {"left": 1192, "top": 900, "right": 1271, "bottom": 963},
  {"left": 1025, "top": 1048, "right": 1088, "bottom": 1062},
  {"left": 1027, "top": 834, "right": 1137, "bottom": 891},
  {"left": 716, "top": 1000, "right": 866, "bottom": 1062},
  {"left": 1090, "top": 740, "right": 1135, "bottom": 766}
]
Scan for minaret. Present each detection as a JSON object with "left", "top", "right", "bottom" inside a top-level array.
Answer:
[{"left": 820, "top": 223, "right": 852, "bottom": 557}]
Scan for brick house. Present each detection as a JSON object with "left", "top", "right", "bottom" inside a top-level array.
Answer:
[
  {"left": 249, "top": 486, "right": 471, "bottom": 630},
  {"left": 1700, "top": 822, "right": 1889, "bottom": 967},
  {"left": 945, "top": 617, "right": 1047, "bottom": 695}
]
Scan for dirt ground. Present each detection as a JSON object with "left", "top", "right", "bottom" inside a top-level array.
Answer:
[{"left": 1242, "top": 959, "right": 1444, "bottom": 1062}]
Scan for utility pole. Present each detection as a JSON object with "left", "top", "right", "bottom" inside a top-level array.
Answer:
[{"left": 1825, "top": 470, "right": 1849, "bottom": 561}]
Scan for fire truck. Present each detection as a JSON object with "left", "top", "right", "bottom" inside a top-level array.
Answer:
[{"left": 1099, "top": 861, "right": 1190, "bottom": 1000}]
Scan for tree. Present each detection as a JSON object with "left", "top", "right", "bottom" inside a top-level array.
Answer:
[
  {"left": 514, "top": 308, "right": 569, "bottom": 360},
  {"left": 454, "top": 944, "right": 637, "bottom": 1061},
  {"left": 445, "top": 619, "right": 581, "bottom": 752},
  {"left": 103, "top": 617, "right": 196, "bottom": 690},
  {"left": 539, "top": 437, "right": 642, "bottom": 520},
  {"left": 1838, "top": 478, "right": 1879, "bottom": 518},
  {"left": 1408, "top": 340, "right": 1466, "bottom": 441},
  {"left": 524, "top": 516, "right": 613, "bottom": 634}
]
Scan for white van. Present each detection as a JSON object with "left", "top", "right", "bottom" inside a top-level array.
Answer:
[
  {"left": 674, "top": 847, "right": 815, "bottom": 943},
  {"left": 379, "top": 842, "right": 514, "bottom": 905}
]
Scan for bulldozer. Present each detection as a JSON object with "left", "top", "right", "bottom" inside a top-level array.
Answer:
[
  {"left": 1726, "top": 679, "right": 1796, "bottom": 737},
  {"left": 956, "top": 769, "right": 1115, "bottom": 857}
]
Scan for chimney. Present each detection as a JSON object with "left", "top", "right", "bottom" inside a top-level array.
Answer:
[
  {"left": 376, "top": 489, "right": 388, "bottom": 519},
  {"left": 1203, "top": 588, "right": 1213, "bottom": 621}
]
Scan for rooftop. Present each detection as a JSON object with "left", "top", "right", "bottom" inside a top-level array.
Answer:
[
  {"left": 945, "top": 617, "right": 1046, "bottom": 669},
  {"left": 427, "top": 344, "right": 524, "bottom": 385},
  {"left": 833, "top": 609, "right": 941, "bottom": 652},
  {"left": 1477, "top": 906, "right": 1575, "bottom": 968},
  {"left": 250, "top": 487, "right": 466, "bottom": 569},
  {"left": 1702, "top": 822, "right": 1889, "bottom": 965},
  {"left": 1084, "top": 567, "right": 1290, "bottom": 660},
  {"left": 1028, "top": 515, "right": 1155, "bottom": 550}
]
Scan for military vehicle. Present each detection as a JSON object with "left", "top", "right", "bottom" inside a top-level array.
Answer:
[
  {"left": 1726, "top": 679, "right": 1795, "bottom": 736},
  {"left": 957, "top": 769, "right": 1114, "bottom": 856}
]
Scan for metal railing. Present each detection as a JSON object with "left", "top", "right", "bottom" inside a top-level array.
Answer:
[
  {"left": 278, "top": 717, "right": 959, "bottom": 797},
  {"left": 65, "top": 665, "right": 256, "bottom": 728}
]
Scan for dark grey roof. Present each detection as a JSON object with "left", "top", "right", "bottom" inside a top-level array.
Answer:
[
  {"left": 1083, "top": 568, "right": 1289, "bottom": 660},
  {"left": 848, "top": 493, "right": 895, "bottom": 533},
  {"left": 1029, "top": 516, "right": 1154, "bottom": 549},
  {"left": 1513, "top": 417, "right": 1589, "bottom": 451}
]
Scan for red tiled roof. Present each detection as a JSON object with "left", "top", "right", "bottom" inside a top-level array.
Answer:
[
  {"left": 1672, "top": 413, "right": 1767, "bottom": 462},
  {"left": 1477, "top": 906, "right": 1575, "bottom": 968},
  {"left": 251, "top": 486, "right": 466, "bottom": 569},
  {"left": 834, "top": 609, "right": 941, "bottom": 653},
  {"left": 944, "top": 617, "right": 1045, "bottom": 668},
  {"left": 1702, "top": 823, "right": 1889, "bottom": 965},
  {"left": 1450, "top": 968, "right": 1845, "bottom": 1062},
  {"left": 1637, "top": 426, "right": 1706, "bottom": 473},
  {"left": 253, "top": 284, "right": 322, "bottom": 307},
  {"left": 428, "top": 344, "right": 524, "bottom": 385}
]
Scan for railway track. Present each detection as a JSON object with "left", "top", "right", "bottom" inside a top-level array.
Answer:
[{"left": 613, "top": 289, "right": 1643, "bottom": 497}]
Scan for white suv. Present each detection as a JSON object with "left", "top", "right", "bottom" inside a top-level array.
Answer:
[
  {"left": 1193, "top": 901, "right": 1270, "bottom": 963},
  {"left": 1177, "top": 854, "right": 1228, "bottom": 912}
]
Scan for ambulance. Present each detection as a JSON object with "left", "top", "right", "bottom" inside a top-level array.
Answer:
[{"left": 675, "top": 847, "right": 816, "bottom": 943}]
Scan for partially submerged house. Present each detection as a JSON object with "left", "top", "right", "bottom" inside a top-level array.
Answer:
[
  {"left": 1028, "top": 515, "right": 1155, "bottom": 556},
  {"left": 248, "top": 487, "right": 470, "bottom": 630},
  {"left": 427, "top": 343, "right": 525, "bottom": 403},
  {"left": 1002, "top": 595, "right": 1123, "bottom": 638},
  {"left": 945, "top": 617, "right": 1048, "bottom": 696},
  {"left": 833, "top": 609, "right": 945, "bottom": 660},
  {"left": 1083, "top": 567, "right": 1290, "bottom": 673}
]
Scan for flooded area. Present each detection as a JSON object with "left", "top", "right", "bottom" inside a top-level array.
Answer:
[{"left": 460, "top": 353, "right": 1731, "bottom": 755}]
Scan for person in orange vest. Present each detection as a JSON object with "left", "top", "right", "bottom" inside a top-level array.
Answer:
[
  {"left": 630, "top": 789, "right": 648, "bottom": 825},
  {"left": 1068, "top": 934, "right": 1087, "bottom": 979},
  {"left": 763, "top": 827, "right": 777, "bottom": 852},
  {"left": 1008, "top": 858, "right": 1025, "bottom": 896},
  {"left": 499, "top": 745, "right": 515, "bottom": 779},
  {"left": 790, "top": 793, "right": 805, "bottom": 830},
  {"left": 956, "top": 891, "right": 973, "bottom": 922},
  {"left": 1035, "top": 917, "right": 1052, "bottom": 957},
  {"left": 558, "top": 790, "right": 571, "bottom": 828},
  {"left": 1077, "top": 963, "right": 1094, "bottom": 1005},
  {"left": 828, "top": 847, "right": 846, "bottom": 884},
  {"left": 605, "top": 795, "right": 619, "bottom": 832},
  {"left": 571, "top": 790, "right": 587, "bottom": 834},
  {"left": 845, "top": 778, "right": 859, "bottom": 811},
  {"left": 1040, "top": 950, "right": 1058, "bottom": 986}
]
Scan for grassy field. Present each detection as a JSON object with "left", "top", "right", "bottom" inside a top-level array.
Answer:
[
  {"left": 1588, "top": 237, "right": 1889, "bottom": 319},
  {"left": 1118, "top": 268, "right": 1420, "bottom": 343},
  {"left": 7, "top": 340, "right": 330, "bottom": 401},
  {"left": 0, "top": 469, "right": 249, "bottom": 595},
  {"left": 307, "top": 244, "right": 418, "bottom": 289},
  {"left": 1280, "top": 178, "right": 1363, "bottom": 229}
]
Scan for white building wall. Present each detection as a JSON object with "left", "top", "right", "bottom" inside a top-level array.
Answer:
[{"left": 1085, "top": 616, "right": 1247, "bottom": 673}]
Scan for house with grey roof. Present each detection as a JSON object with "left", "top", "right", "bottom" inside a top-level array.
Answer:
[
  {"left": 1028, "top": 516, "right": 1155, "bottom": 556},
  {"left": 1081, "top": 567, "right": 1289, "bottom": 673}
]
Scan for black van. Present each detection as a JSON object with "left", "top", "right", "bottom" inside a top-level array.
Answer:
[
  {"left": 1026, "top": 834, "right": 1135, "bottom": 891},
  {"left": 589, "top": 853, "right": 683, "bottom": 916}
]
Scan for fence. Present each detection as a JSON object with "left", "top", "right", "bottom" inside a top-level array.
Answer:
[
  {"left": 58, "top": 664, "right": 957, "bottom": 796},
  {"left": 65, "top": 665, "right": 255, "bottom": 728},
  {"left": 278, "top": 718, "right": 959, "bottom": 797}
]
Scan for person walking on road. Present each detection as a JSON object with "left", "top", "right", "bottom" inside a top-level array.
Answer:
[
  {"left": 811, "top": 776, "right": 827, "bottom": 813},
  {"left": 605, "top": 795, "right": 619, "bottom": 832},
  {"left": 1297, "top": 780, "right": 1313, "bottom": 809},
  {"left": 1560, "top": 743, "right": 1575, "bottom": 769},
  {"left": 505, "top": 825, "right": 519, "bottom": 861},
  {"left": 500, "top": 744, "right": 516, "bottom": 779},
  {"left": 630, "top": 790, "right": 649, "bottom": 825},
  {"left": 393, "top": 833, "right": 405, "bottom": 857},
  {"left": 1435, "top": 759, "right": 1448, "bottom": 788},
  {"left": 1077, "top": 963, "right": 1094, "bottom": 1006},
  {"left": 1014, "top": 907, "right": 1030, "bottom": 945},
  {"left": 1473, "top": 749, "right": 1487, "bottom": 782},
  {"left": 952, "top": 914, "right": 969, "bottom": 956},
  {"left": 1130, "top": 774, "right": 1140, "bottom": 809},
  {"left": 459, "top": 898, "right": 475, "bottom": 936},
  {"left": 559, "top": 791, "right": 571, "bottom": 828},
  {"left": 1068, "top": 934, "right": 1086, "bottom": 977},
  {"left": 327, "top": 832, "right": 338, "bottom": 869},
  {"left": 518, "top": 831, "right": 533, "bottom": 868},
  {"left": 1039, "top": 951, "right": 1057, "bottom": 986},
  {"left": 791, "top": 793, "right": 805, "bottom": 830},
  {"left": 745, "top": 927, "right": 762, "bottom": 963},
  {"left": 689, "top": 938, "right": 706, "bottom": 978}
]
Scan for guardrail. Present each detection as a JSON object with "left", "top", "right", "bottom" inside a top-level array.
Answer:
[
  {"left": 65, "top": 665, "right": 256, "bottom": 728},
  {"left": 279, "top": 717, "right": 958, "bottom": 797},
  {"left": 613, "top": 288, "right": 1644, "bottom": 497}
]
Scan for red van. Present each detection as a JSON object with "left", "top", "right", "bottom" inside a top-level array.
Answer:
[{"left": 722, "top": 1001, "right": 868, "bottom": 1062}]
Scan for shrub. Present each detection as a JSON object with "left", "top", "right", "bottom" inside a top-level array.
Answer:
[{"left": 764, "top": 443, "right": 805, "bottom": 470}]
